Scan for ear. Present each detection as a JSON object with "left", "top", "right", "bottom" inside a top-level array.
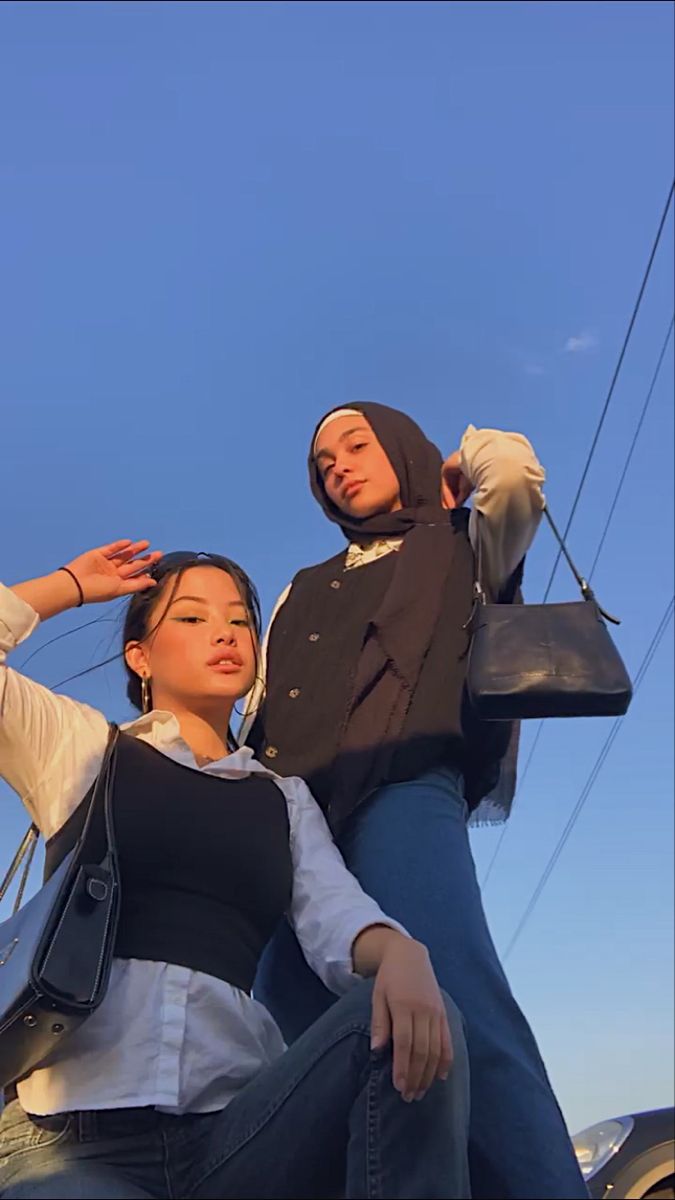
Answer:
[{"left": 124, "top": 641, "right": 150, "bottom": 681}]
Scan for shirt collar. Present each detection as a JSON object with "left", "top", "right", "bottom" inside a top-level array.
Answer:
[{"left": 120, "top": 709, "right": 273, "bottom": 777}]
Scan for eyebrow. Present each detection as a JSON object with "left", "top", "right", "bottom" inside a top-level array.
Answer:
[
  {"left": 314, "top": 425, "right": 370, "bottom": 462},
  {"left": 169, "top": 595, "right": 247, "bottom": 608}
]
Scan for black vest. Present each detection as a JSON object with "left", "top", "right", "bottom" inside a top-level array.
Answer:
[
  {"left": 247, "top": 524, "right": 515, "bottom": 823},
  {"left": 44, "top": 735, "right": 292, "bottom": 993}
]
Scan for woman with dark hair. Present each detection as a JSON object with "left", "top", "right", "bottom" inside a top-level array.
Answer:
[
  {"left": 244, "top": 403, "right": 588, "bottom": 1200},
  {"left": 0, "top": 540, "right": 470, "bottom": 1199}
]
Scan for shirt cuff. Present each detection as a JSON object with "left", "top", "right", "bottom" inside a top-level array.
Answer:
[
  {"left": 319, "top": 908, "right": 410, "bottom": 995},
  {"left": 0, "top": 582, "right": 40, "bottom": 651}
]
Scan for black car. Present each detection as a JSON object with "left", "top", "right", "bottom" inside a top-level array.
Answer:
[{"left": 572, "top": 1108, "right": 674, "bottom": 1199}]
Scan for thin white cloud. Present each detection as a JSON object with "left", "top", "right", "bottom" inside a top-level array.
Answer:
[
  {"left": 564, "top": 332, "right": 598, "bottom": 353},
  {"left": 524, "top": 362, "right": 546, "bottom": 376}
]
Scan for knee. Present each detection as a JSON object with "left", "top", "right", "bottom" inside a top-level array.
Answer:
[{"left": 337, "top": 977, "right": 376, "bottom": 1029}]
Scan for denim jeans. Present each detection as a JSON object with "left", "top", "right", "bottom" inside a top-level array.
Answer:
[
  {"left": 0, "top": 979, "right": 470, "bottom": 1200},
  {"left": 255, "top": 769, "right": 588, "bottom": 1200}
]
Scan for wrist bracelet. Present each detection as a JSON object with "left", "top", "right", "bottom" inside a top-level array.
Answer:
[{"left": 58, "top": 566, "right": 84, "bottom": 607}]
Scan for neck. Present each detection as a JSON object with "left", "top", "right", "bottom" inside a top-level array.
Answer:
[{"left": 153, "top": 696, "right": 234, "bottom": 766}]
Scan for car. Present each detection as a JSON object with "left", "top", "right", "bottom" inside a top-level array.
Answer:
[{"left": 572, "top": 1107, "right": 674, "bottom": 1199}]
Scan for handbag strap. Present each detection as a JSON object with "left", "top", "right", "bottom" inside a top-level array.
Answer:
[
  {"left": 0, "top": 823, "right": 39, "bottom": 915},
  {"left": 77, "top": 723, "right": 120, "bottom": 863},
  {"left": 473, "top": 503, "right": 620, "bottom": 624},
  {"left": 0, "top": 723, "right": 120, "bottom": 918}
]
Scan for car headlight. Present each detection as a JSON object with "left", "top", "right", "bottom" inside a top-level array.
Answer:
[{"left": 572, "top": 1116, "right": 635, "bottom": 1180}]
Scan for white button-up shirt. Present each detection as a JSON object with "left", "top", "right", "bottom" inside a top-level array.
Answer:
[{"left": 0, "top": 585, "right": 406, "bottom": 1117}]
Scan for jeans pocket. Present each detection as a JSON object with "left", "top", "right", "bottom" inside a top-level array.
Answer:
[{"left": 0, "top": 1106, "right": 72, "bottom": 1162}]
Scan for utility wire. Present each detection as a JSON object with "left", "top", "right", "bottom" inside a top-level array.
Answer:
[
  {"left": 480, "top": 184, "right": 674, "bottom": 892},
  {"left": 502, "top": 594, "right": 675, "bottom": 961},
  {"left": 588, "top": 314, "right": 674, "bottom": 582},
  {"left": 542, "top": 179, "right": 674, "bottom": 604}
]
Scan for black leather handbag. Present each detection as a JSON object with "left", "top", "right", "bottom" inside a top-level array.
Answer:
[
  {"left": 0, "top": 724, "right": 120, "bottom": 1089},
  {"left": 465, "top": 508, "right": 633, "bottom": 721}
]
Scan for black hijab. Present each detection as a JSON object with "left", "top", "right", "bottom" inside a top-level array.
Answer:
[
  {"left": 309, "top": 401, "right": 448, "bottom": 543},
  {"left": 308, "top": 402, "right": 467, "bottom": 820}
]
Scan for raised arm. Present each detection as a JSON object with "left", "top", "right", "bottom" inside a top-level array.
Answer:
[
  {"left": 442, "top": 425, "right": 546, "bottom": 591},
  {"left": 1, "top": 539, "right": 161, "bottom": 834}
]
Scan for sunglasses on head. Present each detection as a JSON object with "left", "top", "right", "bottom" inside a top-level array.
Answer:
[{"left": 149, "top": 551, "right": 235, "bottom": 578}]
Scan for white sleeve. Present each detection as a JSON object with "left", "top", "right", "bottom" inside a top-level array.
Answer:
[
  {"left": 0, "top": 583, "right": 110, "bottom": 835},
  {"left": 281, "top": 775, "right": 409, "bottom": 994},
  {"left": 237, "top": 582, "right": 292, "bottom": 745},
  {"left": 460, "top": 425, "right": 546, "bottom": 591}
]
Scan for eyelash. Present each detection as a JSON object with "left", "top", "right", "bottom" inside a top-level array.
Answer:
[{"left": 174, "top": 617, "right": 251, "bottom": 627}]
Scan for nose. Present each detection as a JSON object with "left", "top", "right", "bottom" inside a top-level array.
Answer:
[
  {"left": 212, "top": 625, "right": 237, "bottom": 646},
  {"left": 331, "top": 450, "right": 353, "bottom": 483}
]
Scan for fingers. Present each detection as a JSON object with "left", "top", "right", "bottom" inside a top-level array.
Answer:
[
  {"left": 370, "top": 983, "right": 392, "bottom": 1052},
  {"left": 391, "top": 1006, "right": 413, "bottom": 1100},
  {"left": 99, "top": 540, "right": 156, "bottom": 564},
  {"left": 441, "top": 478, "right": 460, "bottom": 510},
  {"left": 392, "top": 1007, "right": 454, "bottom": 1102},
  {"left": 119, "top": 575, "right": 159, "bottom": 595},
  {"left": 402, "top": 1013, "right": 430, "bottom": 1101},
  {"left": 439, "top": 1007, "right": 454, "bottom": 1081},
  {"left": 99, "top": 539, "right": 134, "bottom": 557},
  {"left": 456, "top": 477, "right": 473, "bottom": 506},
  {"left": 416, "top": 1015, "right": 441, "bottom": 1099},
  {"left": 118, "top": 552, "right": 163, "bottom": 579},
  {"left": 110, "top": 541, "right": 152, "bottom": 564}
]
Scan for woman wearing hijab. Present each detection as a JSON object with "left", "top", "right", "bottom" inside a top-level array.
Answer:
[{"left": 243, "top": 404, "right": 588, "bottom": 1200}]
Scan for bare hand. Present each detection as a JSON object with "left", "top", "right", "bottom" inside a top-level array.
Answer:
[
  {"left": 62, "top": 540, "right": 163, "bottom": 605},
  {"left": 370, "top": 939, "right": 453, "bottom": 1102},
  {"left": 441, "top": 450, "right": 473, "bottom": 509}
]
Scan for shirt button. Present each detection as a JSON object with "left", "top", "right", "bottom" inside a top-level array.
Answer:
[
  {"left": 330, "top": 579, "right": 341, "bottom": 589},
  {"left": 288, "top": 688, "right": 301, "bottom": 699},
  {"left": 264, "top": 745, "right": 279, "bottom": 760},
  {"left": 308, "top": 632, "right": 320, "bottom": 642}
]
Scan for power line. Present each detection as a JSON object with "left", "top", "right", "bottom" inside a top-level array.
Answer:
[
  {"left": 588, "top": 314, "right": 674, "bottom": 582},
  {"left": 481, "top": 185, "right": 674, "bottom": 893},
  {"left": 480, "top": 722, "right": 544, "bottom": 889},
  {"left": 502, "top": 594, "right": 675, "bottom": 962},
  {"left": 543, "top": 179, "right": 674, "bottom": 604}
]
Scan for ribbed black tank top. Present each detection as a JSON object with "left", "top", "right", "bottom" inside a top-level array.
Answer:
[{"left": 44, "top": 734, "right": 292, "bottom": 993}]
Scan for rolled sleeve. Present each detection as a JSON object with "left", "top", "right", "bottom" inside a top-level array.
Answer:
[
  {"left": 281, "top": 777, "right": 408, "bottom": 994},
  {"left": 0, "top": 582, "right": 110, "bottom": 833},
  {"left": 0, "top": 582, "right": 40, "bottom": 656},
  {"left": 460, "top": 425, "right": 546, "bottom": 590}
]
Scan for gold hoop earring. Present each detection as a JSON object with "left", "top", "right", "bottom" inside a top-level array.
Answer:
[{"left": 141, "top": 677, "right": 152, "bottom": 715}]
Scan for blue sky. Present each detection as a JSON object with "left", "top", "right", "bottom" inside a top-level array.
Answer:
[{"left": 1, "top": 1, "right": 673, "bottom": 1134}]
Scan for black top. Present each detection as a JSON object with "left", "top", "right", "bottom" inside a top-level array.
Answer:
[
  {"left": 247, "top": 515, "right": 516, "bottom": 829},
  {"left": 44, "top": 734, "right": 292, "bottom": 993}
]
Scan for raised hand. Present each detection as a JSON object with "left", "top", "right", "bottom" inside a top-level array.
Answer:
[
  {"left": 441, "top": 450, "right": 473, "bottom": 510},
  {"left": 61, "top": 540, "right": 163, "bottom": 604}
]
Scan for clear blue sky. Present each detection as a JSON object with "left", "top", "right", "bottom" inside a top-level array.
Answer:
[{"left": 1, "top": 0, "right": 673, "bottom": 1135}]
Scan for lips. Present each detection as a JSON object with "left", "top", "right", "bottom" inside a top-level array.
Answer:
[
  {"left": 341, "top": 480, "right": 365, "bottom": 502},
  {"left": 207, "top": 651, "right": 243, "bottom": 670}
]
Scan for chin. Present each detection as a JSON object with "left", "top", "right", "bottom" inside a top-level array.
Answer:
[{"left": 347, "top": 499, "right": 388, "bottom": 520}]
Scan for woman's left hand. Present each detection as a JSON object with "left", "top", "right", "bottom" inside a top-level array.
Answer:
[
  {"left": 370, "top": 937, "right": 453, "bottom": 1102},
  {"left": 441, "top": 450, "right": 473, "bottom": 509}
]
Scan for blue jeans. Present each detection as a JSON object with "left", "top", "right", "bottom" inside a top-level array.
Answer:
[
  {"left": 255, "top": 769, "right": 588, "bottom": 1200},
  {"left": 0, "top": 980, "right": 469, "bottom": 1200}
]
